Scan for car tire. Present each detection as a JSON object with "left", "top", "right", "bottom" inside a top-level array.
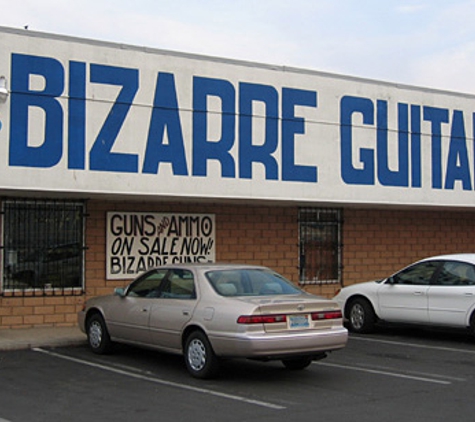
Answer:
[
  {"left": 347, "top": 298, "right": 376, "bottom": 333},
  {"left": 469, "top": 313, "right": 475, "bottom": 339},
  {"left": 87, "top": 313, "right": 112, "bottom": 354},
  {"left": 281, "top": 357, "right": 313, "bottom": 370},
  {"left": 184, "top": 331, "right": 220, "bottom": 379}
]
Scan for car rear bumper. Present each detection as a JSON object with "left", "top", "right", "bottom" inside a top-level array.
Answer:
[{"left": 209, "top": 326, "right": 348, "bottom": 359}]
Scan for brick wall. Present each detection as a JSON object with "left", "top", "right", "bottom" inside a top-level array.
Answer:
[
  {"left": 0, "top": 295, "right": 84, "bottom": 328},
  {"left": 342, "top": 208, "right": 475, "bottom": 287},
  {"left": 84, "top": 200, "right": 300, "bottom": 300},
  {"left": 2, "top": 201, "right": 475, "bottom": 328}
]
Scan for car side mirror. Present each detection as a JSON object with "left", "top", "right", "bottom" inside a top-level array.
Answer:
[
  {"left": 386, "top": 277, "right": 395, "bottom": 285},
  {"left": 114, "top": 287, "right": 126, "bottom": 297}
]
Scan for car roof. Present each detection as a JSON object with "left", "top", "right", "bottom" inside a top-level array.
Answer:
[
  {"left": 149, "top": 263, "right": 270, "bottom": 271},
  {"left": 419, "top": 253, "right": 475, "bottom": 266}
]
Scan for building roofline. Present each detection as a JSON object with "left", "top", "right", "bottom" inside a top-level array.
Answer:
[{"left": 1, "top": 25, "right": 474, "bottom": 100}]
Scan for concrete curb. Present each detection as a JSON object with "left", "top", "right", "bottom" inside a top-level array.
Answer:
[{"left": 0, "top": 326, "right": 87, "bottom": 351}]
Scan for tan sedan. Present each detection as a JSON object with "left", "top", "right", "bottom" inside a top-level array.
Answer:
[{"left": 78, "top": 263, "right": 348, "bottom": 378}]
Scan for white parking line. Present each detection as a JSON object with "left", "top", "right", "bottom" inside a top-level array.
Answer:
[
  {"left": 316, "top": 361, "right": 452, "bottom": 385},
  {"left": 351, "top": 335, "right": 475, "bottom": 355},
  {"left": 33, "top": 348, "right": 285, "bottom": 410},
  {"left": 0, "top": 418, "right": 12, "bottom": 422}
]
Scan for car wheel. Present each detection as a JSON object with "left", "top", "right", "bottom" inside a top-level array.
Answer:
[
  {"left": 469, "top": 313, "right": 475, "bottom": 339},
  {"left": 184, "top": 331, "right": 219, "bottom": 379},
  {"left": 87, "top": 313, "right": 112, "bottom": 354},
  {"left": 282, "top": 357, "right": 312, "bottom": 370},
  {"left": 347, "top": 298, "right": 376, "bottom": 333}
]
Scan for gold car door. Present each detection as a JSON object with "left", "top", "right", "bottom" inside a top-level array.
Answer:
[
  {"left": 107, "top": 269, "right": 168, "bottom": 344},
  {"left": 106, "top": 296, "right": 153, "bottom": 343},
  {"left": 148, "top": 269, "right": 197, "bottom": 351}
]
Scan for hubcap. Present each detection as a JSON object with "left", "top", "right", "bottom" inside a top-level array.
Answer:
[
  {"left": 187, "top": 338, "right": 206, "bottom": 371},
  {"left": 89, "top": 321, "right": 102, "bottom": 349},
  {"left": 350, "top": 304, "right": 365, "bottom": 329}
]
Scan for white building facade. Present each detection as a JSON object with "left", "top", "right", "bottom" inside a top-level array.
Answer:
[{"left": 0, "top": 27, "right": 474, "bottom": 328}]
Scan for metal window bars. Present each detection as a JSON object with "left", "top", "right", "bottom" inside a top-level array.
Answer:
[
  {"left": 298, "top": 208, "right": 342, "bottom": 285},
  {"left": 1, "top": 198, "right": 86, "bottom": 297}
]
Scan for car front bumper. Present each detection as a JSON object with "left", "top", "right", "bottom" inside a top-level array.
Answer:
[{"left": 77, "top": 310, "right": 86, "bottom": 334}]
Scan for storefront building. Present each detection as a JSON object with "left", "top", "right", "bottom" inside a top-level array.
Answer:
[{"left": 1, "top": 27, "right": 474, "bottom": 329}]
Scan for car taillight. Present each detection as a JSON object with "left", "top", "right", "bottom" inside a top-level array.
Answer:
[
  {"left": 237, "top": 314, "right": 287, "bottom": 324},
  {"left": 311, "top": 310, "right": 343, "bottom": 320},
  {"left": 237, "top": 310, "right": 342, "bottom": 324}
]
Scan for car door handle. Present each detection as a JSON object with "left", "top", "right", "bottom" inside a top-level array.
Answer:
[
  {"left": 141, "top": 308, "right": 148, "bottom": 312},
  {"left": 413, "top": 291, "right": 424, "bottom": 295},
  {"left": 464, "top": 292, "right": 474, "bottom": 297},
  {"left": 182, "top": 310, "right": 190, "bottom": 316}
]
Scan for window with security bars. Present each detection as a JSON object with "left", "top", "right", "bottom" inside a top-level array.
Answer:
[
  {"left": 299, "top": 208, "right": 342, "bottom": 285},
  {"left": 1, "top": 199, "right": 85, "bottom": 296}
]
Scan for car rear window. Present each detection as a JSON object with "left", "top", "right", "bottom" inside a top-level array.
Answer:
[{"left": 206, "top": 269, "right": 302, "bottom": 297}]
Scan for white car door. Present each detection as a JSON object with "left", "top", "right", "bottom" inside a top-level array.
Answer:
[
  {"left": 428, "top": 261, "right": 475, "bottom": 327},
  {"left": 376, "top": 260, "right": 440, "bottom": 324}
]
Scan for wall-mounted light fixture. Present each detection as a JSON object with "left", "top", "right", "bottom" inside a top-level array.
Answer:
[{"left": 0, "top": 76, "right": 9, "bottom": 103}]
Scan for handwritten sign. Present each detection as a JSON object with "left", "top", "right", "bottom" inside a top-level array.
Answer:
[{"left": 106, "top": 212, "right": 215, "bottom": 279}]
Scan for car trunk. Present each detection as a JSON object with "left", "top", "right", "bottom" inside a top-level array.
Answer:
[{"left": 239, "top": 295, "right": 342, "bottom": 333}]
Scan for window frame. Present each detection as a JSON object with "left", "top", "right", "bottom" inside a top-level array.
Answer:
[
  {"left": 298, "top": 208, "right": 342, "bottom": 286},
  {"left": 126, "top": 268, "right": 197, "bottom": 300},
  {"left": 435, "top": 261, "right": 475, "bottom": 286},
  {"left": 391, "top": 261, "right": 441, "bottom": 286},
  {"left": 1, "top": 198, "right": 86, "bottom": 296}
]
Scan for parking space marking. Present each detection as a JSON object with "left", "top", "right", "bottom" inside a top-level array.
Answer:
[
  {"left": 351, "top": 335, "right": 475, "bottom": 355},
  {"left": 33, "top": 348, "right": 285, "bottom": 410},
  {"left": 340, "top": 361, "right": 465, "bottom": 383},
  {"left": 316, "top": 362, "right": 452, "bottom": 385}
]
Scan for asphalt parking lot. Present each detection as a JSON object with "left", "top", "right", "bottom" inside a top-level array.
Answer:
[{"left": 1, "top": 327, "right": 474, "bottom": 422}]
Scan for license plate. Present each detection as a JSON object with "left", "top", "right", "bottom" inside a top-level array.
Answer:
[{"left": 289, "top": 314, "right": 310, "bottom": 329}]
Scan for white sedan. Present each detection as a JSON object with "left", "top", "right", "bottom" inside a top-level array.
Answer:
[
  {"left": 333, "top": 254, "right": 475, "bottom": 335},
  {"left": 78, "top": 263, "right": 348, "bottom": 378}
]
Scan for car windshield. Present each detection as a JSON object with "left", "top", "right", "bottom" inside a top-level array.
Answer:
[{"left": 206, "top": 269, "right": 302, "bottom": 297}]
